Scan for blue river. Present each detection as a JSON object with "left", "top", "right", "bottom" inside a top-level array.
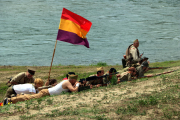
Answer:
[{"left": 0, "top": 0, "right": 180, "bottom": 66}]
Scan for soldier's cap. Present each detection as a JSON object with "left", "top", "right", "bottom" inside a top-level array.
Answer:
[
  {"left": 141, "top": 61, "right": 149, "bottom": 67},
  {"left": 69, "top": 75, "right": 78, "bottom": 80},
  {"left": 133, "top": 39, "right": 139, "bottom": 43},
  {"left": 97, "top": 67, "right": 104, "bottom": 72},
  {"left": 66, "top": 72, "right": 75, "bottom": 78},
  {"left": 28, "top": 67, "right": 36, "bottom": 75}
]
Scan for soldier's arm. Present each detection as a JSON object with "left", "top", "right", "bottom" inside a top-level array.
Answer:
[
  {"left": 44, "top": 80, "right": 50, "bottom": 86},
  {"left": 10, "top": 72, "right": 25, "bottom": 85},
  {"left": 65, "top": 81, "right": 79, "bottom": 92}
]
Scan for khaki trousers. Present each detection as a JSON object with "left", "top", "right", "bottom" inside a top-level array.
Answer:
[
  {"left": 11, "top": 89, "right": 50, "bottom": 104},
  {"left": 2, "top": 86, "right": 16, "bottom": 102}
]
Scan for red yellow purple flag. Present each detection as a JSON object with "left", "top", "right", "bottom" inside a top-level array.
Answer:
[{"left": 56, "top": 8, "right": 92, "bottom": 48}]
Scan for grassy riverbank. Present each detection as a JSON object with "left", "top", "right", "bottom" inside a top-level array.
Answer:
[{"left": 0, "top": 60, "right": 180, "bottom": 120}]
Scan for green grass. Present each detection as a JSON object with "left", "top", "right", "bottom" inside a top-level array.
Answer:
[
  {"left": 150, "top": 60, "right": 180, "bottom": 67},
  {"left": 0, "top": 83, "right": 9, "bottom": 101}
]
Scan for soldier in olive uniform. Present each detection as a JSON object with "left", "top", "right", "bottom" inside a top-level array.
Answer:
[
  {"left": 86, "top": 67, "right": 104, "bottom": 88},
  {"left": 9, "top": 68, "right": 36, "bottom": 86},
  {"left": 125, "top": 39, "right": 143, "bottom": 67}
]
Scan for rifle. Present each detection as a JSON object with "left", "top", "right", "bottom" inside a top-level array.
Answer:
[
  {"left": 140, "top": 52, "right": 144, "bottom": 58},
  {"left": 137, "top": 69, "right": 178, "bottom": 79},
  {"left": 139, "top": 56, "right": 148, "bottom": 65},
  {"left": 79, "top": 72, "right": 119, "bottom": 84},
  {"left": 148, "top": 67, "right": 170, "bottom": 70}
]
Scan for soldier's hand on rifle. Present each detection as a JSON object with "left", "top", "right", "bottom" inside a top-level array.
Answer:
[
  {"left": 140, "top": 52, "right": 144, "bottom": 58},
  {"left": 74, "top": 82, "right": 80, "bottom": 87}
]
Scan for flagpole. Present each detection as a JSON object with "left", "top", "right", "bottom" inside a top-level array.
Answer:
[{"left": 47, "top": 40, "right": 58, "bottom": 83}]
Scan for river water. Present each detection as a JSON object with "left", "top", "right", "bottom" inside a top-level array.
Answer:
[{"left": 0, "top": 0, "right": 180, "bottom": 66}]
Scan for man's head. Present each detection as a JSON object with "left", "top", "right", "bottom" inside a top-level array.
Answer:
[
  {"left": 27, "top": 67, "right": 36, "bottom": 78},
  {"left": 66, "top": 72, "right": 75, "bottom": 79},
  {"left": 109, "top": 68, "right": 117, "bottom": 74},
  {"left": 49, "top": 79, "right": 57, "bottom": 86},
  {"left": 109, "top": 68, "right": 117, "bottom": 79},
  {"left": 34, "top": 78, "right": 44, "bottom": 88},
  {"left": 97, "top": 67, "right": 104, "bottom": 76},
  {"left": 133, "top": 39, "right": 139, "bottom": 48},
  {"left": 68, "top": 75, "right": 78, "bottom": 85},
  {"left": 141, "top": 61, "right": 149, "bottom": 70}
]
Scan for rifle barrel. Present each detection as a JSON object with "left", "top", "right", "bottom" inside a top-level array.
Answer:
[{"left": 149, "top": 67, "right": 170, "bottom": 70}]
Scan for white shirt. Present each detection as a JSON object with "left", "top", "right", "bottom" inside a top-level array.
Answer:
[
  {"left": 48, "top": 80, "right": 69, "bottom": 96},
  {"left": 130, "top": 45, "right": 141, "bottom": 61},
  {"left": 13, "top": 84, "right": 36, "bottom": 94}
]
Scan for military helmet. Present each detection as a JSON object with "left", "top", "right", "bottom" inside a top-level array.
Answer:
[{"left": 141, "top": 61, "right": 149, "bottom": 67}]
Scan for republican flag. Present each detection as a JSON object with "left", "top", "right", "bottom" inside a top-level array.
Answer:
[{"left": 56, "top": 8, "right": 92, "bottom": 48}]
